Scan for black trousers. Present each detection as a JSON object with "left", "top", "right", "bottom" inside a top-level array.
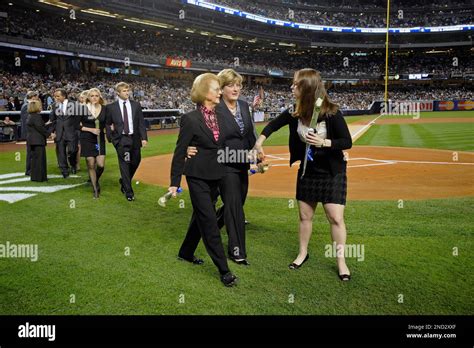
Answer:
[
  {"left": 56, "top": 137, "right": 78, "bottom": 174},
  {"left": 216, "top": 170, "right": 249, "bottom": 259},
  {"left": 25, "top": 143, "right": 32, "bottom": 175},
  {"left": 114, "top": 135, "right": 141, "bottom": 196},
  {"left": 179, "top": 176, "right": 230, "bottom": 275},
  {"left": 30, "top": 145, "right": 47, "bottom": 182}
]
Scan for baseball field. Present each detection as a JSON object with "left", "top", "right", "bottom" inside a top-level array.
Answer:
[{"left": 0, "top": 110, "right": 472, "bottom": 315}]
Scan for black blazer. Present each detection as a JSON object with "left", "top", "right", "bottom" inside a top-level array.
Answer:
[
  {"left": 20, "top": 103, "right": 29, "bottom": 138},
  {"left": 170, "top": 108, "right": 227, "bottom": 187},
  {"left": 217, "top": 99, "right": 257, "bottom": 173},
  {"left": 261, "top": 109, "right": 352, "bottom": 175},
  {"left": 27, "top": 113, "right": 51, "bottom": 146},
  {"left": 49, "top": 100, "right": 83, "bottom": 142},
  {"left": 105, "top": 100, "right": 148, "bottom": 147}
]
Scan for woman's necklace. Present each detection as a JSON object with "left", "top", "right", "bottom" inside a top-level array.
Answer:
[{"left": 227, "top": 102, "right": 237, "bottom": 116}]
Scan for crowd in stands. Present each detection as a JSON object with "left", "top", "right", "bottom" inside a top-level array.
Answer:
[
  {"left": 211, "top": 0, "right": 472, "bottom": 27},
  {"left": 0, "top": 7, "right": 471, "bottom": 79},
  {"left": 1, "top": 70, "right": 472, "bottom": 114}
]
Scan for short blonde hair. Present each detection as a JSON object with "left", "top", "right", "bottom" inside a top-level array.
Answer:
[
  {"left": 191, "top": 73, "right": 220, "bottom": 104},
  {"left": 79, "top": 90, "right": 90, "bottom": 104},
  {"left": 87, "top": 88, "right": 105, "bottom": 105},
  {"left": 115, "top": 82, "right": 130, "bottom": 92},
  {"left": 217, "top": 69, "right": 243, "bottom": 89},
  {"left": 27, "top": 100, "right": 42, "bottom": 114}
]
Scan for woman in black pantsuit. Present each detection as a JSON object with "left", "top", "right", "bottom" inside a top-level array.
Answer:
[
  {"left": 254, "top": 69, "right": 353, "bottom": 281},
  {"left": 187, "top": 69, "right": 257, "bottom": 265},
  {"left": 27, "top": 100, "right": 51, "bottom": 182},
  {"left": 79, "top": 88, "right": 107, "bottom": 199},
  {"left": 215, "top": 69, "right": 257, "bottom": 265},
  {"left": 168, "top": 73, "right": 238, "bottom": 287}
]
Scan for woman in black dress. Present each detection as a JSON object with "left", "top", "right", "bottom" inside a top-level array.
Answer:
[
  {"left": 79, "top": 88, "right": 106, "bottom": 199},
  {"left": 27, "top": 100, "right": 52, "bottom": 182},
  {"left": 254, "top": 68, "right": 353, "bottom": 281}
]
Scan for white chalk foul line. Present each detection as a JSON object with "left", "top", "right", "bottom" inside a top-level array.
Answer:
[
  {"left": 265, "top": 154, "right": 287, "bottom": 160},
  {"left": 263, "top": 155, "right": 474, "bottom": 169},
  {"left": 378, "top": 159, "right": 474, "bottom": 166},
  {"left": 351, "top": 114, "right": 385, "bottom": 139}
]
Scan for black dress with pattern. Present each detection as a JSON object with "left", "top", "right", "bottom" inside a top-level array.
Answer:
[
  {"left": 79, "top": 107, "right": 106, "bottom": 157},
  {"left": 296, "top": 148, "right": 347, "bottom": 205}
]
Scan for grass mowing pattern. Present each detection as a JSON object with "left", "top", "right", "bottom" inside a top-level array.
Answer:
[{"left": 0, "top": 111, "right": 472, "bottom": 315}]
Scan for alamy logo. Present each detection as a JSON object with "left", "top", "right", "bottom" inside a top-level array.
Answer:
[
  {"left": 217, "top": 148, "right": 258, "bottom": 164},
  {"left": 18, "top": 322, "right": 56, "bottom": 341},
  {"left": 380, "top": 100, "right": 421, "bottom": 119},
  {"left": 0, "top": 241, "right": 38, "bottom": 262}
]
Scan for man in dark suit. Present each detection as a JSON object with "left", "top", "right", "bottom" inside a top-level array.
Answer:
[
  {"left": 106, "top": 82, "right": 148, "bottom": 201},
  {"left": 6, "top": 97, "right": 15, "bottom": 111},
  {"left": 50, "top": 88, "right": 82, "bottom": 178},
  {"left": 22, "top": 91, "right": 39, "bottom": 176}
]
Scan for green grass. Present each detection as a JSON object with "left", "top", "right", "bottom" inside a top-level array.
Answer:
[
  {"left": 379, "top": 111, "right": 474, "bottom": 119},
  {"left": 0, "top": 112, "right": 473, "bottom": 315},
  {"left": 355, "top": 123, "right": 474, "bottom": 151}
]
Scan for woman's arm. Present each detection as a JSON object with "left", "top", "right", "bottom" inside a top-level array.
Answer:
[
  {"left": 327, "top": 111, "right": 352, "bottom": 150},
  {"left": 254, "top": 109, "right": 292, "bottom": 160},
  {"left": 81, "top": 126, "right": 100, "bottom": 135},
  {"left": 169, "top": 114, "right": 194, "bottom": 195},
  {"left": 260, "top": 109, "right": 292, "bottom": 139}
]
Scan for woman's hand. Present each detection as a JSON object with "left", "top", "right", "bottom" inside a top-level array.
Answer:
[
  {"left": 250, "top": 143, "right": 265, "bottom": 163},
  {"left": 306, "top": 132, "right": 325, "bottom": 147},
  {"left": 168, "top": 186, "right": 178, "bottom": 198},
  {"left": 186, "top": 146, "right": 198, "bottom": 158},
  {"left": 90, "top": 128, "right": 100, "bottom": 136},
  {"left": 252, "top": 135, "right": 267, "bottom": 162}
]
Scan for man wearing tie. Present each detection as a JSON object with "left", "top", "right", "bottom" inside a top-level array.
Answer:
[
  {"left": 106, "top": 82, "right": 148, "bottom": 201},
  {"left": 50, "top": 89, "right": 82, "bottom": 178}
]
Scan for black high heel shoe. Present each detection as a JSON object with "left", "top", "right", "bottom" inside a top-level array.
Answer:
[
  {"left": 288, "top": 254, "right": 309, "bottom": 270},
  {"left": 339, "top": 274, "right": 351, "bottom": 281},
  {"left": 338, "top": 265, "right": 351, "bottom": 281}
]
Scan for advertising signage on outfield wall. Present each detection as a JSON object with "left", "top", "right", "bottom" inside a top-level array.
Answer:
[
  {"left": 372, "top": 100, "right": 474, "bottom": 114},
  {"left": 165, "top": 57, "right": 192, "bottom": 68},
  {"left": 435, "top": 100, "right": 474, "bottom": 111}
]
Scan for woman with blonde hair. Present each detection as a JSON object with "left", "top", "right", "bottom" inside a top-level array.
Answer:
[
  {"left": 76, "top": 90, "right": 90, "bottom": 172},
  {"left": 187, "top": 69, "right": 257, "bottom": 265},
  {"left": 254, "top": 69, "right": 353, "bottom": 280},
  {"left": 168, "top": 73, "right": 237, "bottom": 287},
  {"left": 79, "top": 88, "right": 107, "bottom": 198}
]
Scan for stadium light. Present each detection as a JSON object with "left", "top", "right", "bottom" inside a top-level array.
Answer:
[
  {"left": 216, "top": 34, "right": 234, "bottom": 40},
  {"left": 80, "top": 9, "right": 118, "bottom": 18},
  {"left": 38, "top": 0, "right": 70, "bottom": 10},
  {"left": 124, "top": 18, "right": 171, "bottom": 29}
]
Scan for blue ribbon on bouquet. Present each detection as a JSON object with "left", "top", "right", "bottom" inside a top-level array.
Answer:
[{"left": 306, "top": 147, "right": 314, "bottom": 162}]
